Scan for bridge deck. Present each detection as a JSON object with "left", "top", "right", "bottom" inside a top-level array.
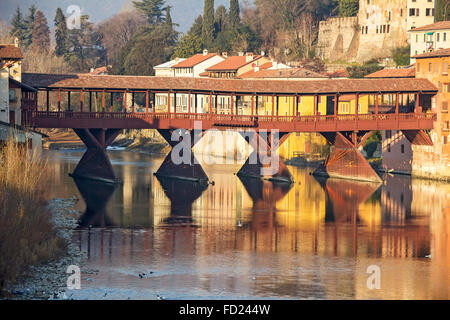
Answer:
[{"left": 29, "top": 111, "right": 435, "bottom": 132}]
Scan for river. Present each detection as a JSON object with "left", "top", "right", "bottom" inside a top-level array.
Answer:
[{"left": 42, "top": 149, "right": 450, "bottom": 300}]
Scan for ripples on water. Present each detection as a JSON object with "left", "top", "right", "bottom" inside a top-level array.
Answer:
[{"left": 44, "top": 150, "right": 450, "bottom": 300}]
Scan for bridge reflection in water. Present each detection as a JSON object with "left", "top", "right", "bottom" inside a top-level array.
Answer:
[{"left": 51, "top": 151, "right": 449, "bottom": 299}]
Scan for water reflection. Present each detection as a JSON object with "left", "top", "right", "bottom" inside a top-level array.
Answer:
[
  {"left": 156, "top": 176, "right": 208, "bottom": 226},
  {"left": 42, "top": 150, "right": 450, "bottom": 299}
]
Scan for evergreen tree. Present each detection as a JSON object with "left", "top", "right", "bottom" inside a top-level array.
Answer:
[
  {"left": 173, "top": 33, "right": 203, "bottom": 58},
  {"left": 202, "top": 0, "right": 215, "bottom": 47},
  {"left": 228, "top": 0, "right": 240, "bottom": 30},
  {"left": 436, "top": 0, "right": 450, "bottom": 22},
  {"left": 54, "top": 8, "right": 69, "bottom": 57},
  {"left": 214, "top": 5, "right": 228, "bottom": 34},
  {"left": 165, "top": 6, "right": 173, "bottom": 27},
  {"left": 23, "top": 5, "right": 37, "bottom": 48},
  {"left": 32, "top": 10, "right": 50, "bottom": 53},
  {"left": 339, "top": 0, "right": 359, "bottom": 17},
  {"left": 189, "top": 15, "right": 203, "bottom": 38},
  {"left": 10, "top": 7, "right": 26, "bottom": 43},
  {"left": 133, "top": 0, "right": 166, "bottom": 24}
]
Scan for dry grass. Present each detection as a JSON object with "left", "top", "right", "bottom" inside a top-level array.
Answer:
[{"left": 0, "top": 139, "right": 65, "bottom": 293}]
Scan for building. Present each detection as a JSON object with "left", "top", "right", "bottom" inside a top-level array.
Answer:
[
  {"left": 409, "top": 21, "right": 450, "bottom": 63},
  {"left": 318, "top": 0, "right": 436, "bottom": 63},
  {"left": 153, "top": 58, "right": 186, "bottom": 77},
  {"left": 0, "top": 41, "right": 42, "bottom": 149},
  {"left": 201, "top": 52, "right": 271, "bottom": 79},
  {"left": 381, "top": 48, "right": 450, "bottom": 179},
  {"left": 171, "top": 49, "right": 225, "bottom": 78},
  {"left": 364, "top": 65, "right": 416, "bottom": 79}
]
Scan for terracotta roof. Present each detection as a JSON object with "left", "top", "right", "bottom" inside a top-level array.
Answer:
[
  {"left": 206, "top": 55, "right": 262, "bottom": 71},
  {"left": 239, "top": 68, "right": 327, "bottom": 79},
  {"left": 365, "top": 67, "right": 416, "bottom": 78},
  {"left": 22, "top": 73, "right": 438, "bottom": 95},
  {"left": 409, "top": 21, "right": 450, "bottom": 32},
  {"left": 412, "top": 48, "right": 450, "bottom": 59},
  {"left": 327, "top": 69, "right": 349, "bottom": 78},
  {"left": 172, "top": 53, "right": 218, "bottom": 68},
  {"left": 0, "top": 45, "right": 23, "bottom": 59}
]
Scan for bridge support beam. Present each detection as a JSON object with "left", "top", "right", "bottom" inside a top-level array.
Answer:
[
  {"left": 237, "top": 131, "right": 293, "bottom": 184},
  {"left": 155, "top": 129, "right": 210, "bottom": 185},
  {"left": 70, "top": 128, "right": 122, "bottom": 184},
  {"left": 314, "top": 131, "right": 382, "bottom": 183}
]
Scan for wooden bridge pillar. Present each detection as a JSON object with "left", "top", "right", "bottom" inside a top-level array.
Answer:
[
  {"left": 70, "top": 128, "right": 122, "bottom": 184},
  {"left": 314, "top": 131, "right": 382, "bottom": 183},
  {"left": 237, "top": 130, "right": 293, "bottom": 184},
  {"left": 155, "top": 129, "right": 210, "bottom": 185}
]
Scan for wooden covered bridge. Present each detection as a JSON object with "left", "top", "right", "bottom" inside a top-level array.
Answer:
[{"left": 22, "top": 73, "right": 438, "bottom": 184}]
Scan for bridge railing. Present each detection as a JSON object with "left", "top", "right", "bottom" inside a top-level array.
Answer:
[{"left": 29, "top": 111, "right": 436, "bottom": 124}]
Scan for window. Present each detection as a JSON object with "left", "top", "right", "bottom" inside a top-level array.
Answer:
[
  {"left": 417, "top": 63, "right": 421, "bottom": 72},
  {"left": 444, "top": 136, "right": 448, "bottom": 145},
  {"left": 443, "top": 62, "right": 448, "bottom": 75},
  {"left": 444, "top": 33, "right": 447, "bottom": 41},
  {"left": 9, "top": 89, "right": 15, "bottom": 101},
  {"left": 437, "top": 33, "right": 440, "bottom": 42},
  {"left": 426, "top": 8, "right": 431, "bottom": 16},
  {"left": 401, "top": 144, "right": 405, "bottom": 154},
  {"left": 443, "top": 102, "right": 449, "bottom": 113},
  {"left": 387, "top": 144, "right": 391, "bottom": 152},
  {"left": 410, "top": 8, "right": 416, "bottom": 16},
  {"left": 386, "top": 130, "right": 392, "bottom": 139}
]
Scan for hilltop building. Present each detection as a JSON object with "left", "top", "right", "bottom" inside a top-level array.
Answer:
[
  {"left": 317, "top": 0, "right": 436, "bottom": 63},
  {"left": 409, "top": 21, "right": 450, "bottom": 63}
]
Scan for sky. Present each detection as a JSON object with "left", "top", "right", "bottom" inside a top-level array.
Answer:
[{"left": 0, "top": 0, "right": 245, "bottom": 33}]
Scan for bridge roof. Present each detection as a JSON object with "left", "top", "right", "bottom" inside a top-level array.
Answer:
[{"left": 22, "top": 73, "right": 438, "bottom": 95}]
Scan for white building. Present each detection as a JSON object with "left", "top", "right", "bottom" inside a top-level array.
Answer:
[
  {"left": 153, "top": 58, "right": 186, "bottom": 77},
  {"left": 409, "top": 21, "right": 450, "bottom": 63}
]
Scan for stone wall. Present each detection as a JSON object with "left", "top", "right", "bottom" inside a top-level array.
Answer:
[{"left": 318, "top": 0, "right": 414, "bottom": 63}]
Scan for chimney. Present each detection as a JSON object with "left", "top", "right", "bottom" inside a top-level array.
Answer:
[
  {"left": 203, "top": 49, "right": 208, "bottom": 56},
  {"left": 246, "top": 52, "right": 254, "bottom": 63},
  {"left": 90, "top": 68, "right": 95, "bottom": 73},
  {"left": 261, "top": 51, "right": 265, "bottom": 56},
  {"left": 238, "top": 52, "right": 244, "bottom": 56},
  {"left": 222, "top": 52, "right": 228, "bottom": 58},
  {"left": 14, "top": 37, "right": 19, "bottom": 47},
  {"left": 254, "top": 66, "right": 259, "bottom": 73},
  {"left": 175, "top": 57, "right": 179, "bottom": 63}
]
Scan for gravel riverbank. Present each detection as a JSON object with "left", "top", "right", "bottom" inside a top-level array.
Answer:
[{"left": 4, "top": 197, "right": 89, "bottom": 300}]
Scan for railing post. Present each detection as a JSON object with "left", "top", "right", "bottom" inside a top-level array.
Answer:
[
  {"left": 168, "top": 91, "right": 171, "bottom": 117},
  {"left": 46, "top": 90, "right": 49, "bottom": 113},
  {"left": 89, "top": 91, "right": 92, "bottom": 113},
  {"left": 110, "top": 92, "right": 113, "bottom": 112},
  {"left": 132, "top": 92, "right": 135, "bottom": 113},
  {"left": 271, "top": 95, "right": 275, "bottom": 121}
]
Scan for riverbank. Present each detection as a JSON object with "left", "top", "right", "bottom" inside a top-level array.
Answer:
[{"left": 3, "top": 197, "right": 87, "bottom": 300}]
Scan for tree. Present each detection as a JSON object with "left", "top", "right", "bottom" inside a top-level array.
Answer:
[
  {"left": 113, "top": 24, "right": 176, "bottom": 76},
  {"left": 31, "top": 10, "right": 50, "bottom": 53},
  {"left": 214, "top": 5, "right": 228, "bottom": 35},
  {"left": 339, "top": 0, "right": 359, "bottom": 17},
  {"left": 392, "top": 45, "right": 411, "bottom": 66},
  {"left": 347, "top": 59, "right": 383, "bottom": 78},
  {"left": 189, "top": 15, "right": 203, "bottom": 38},
  {"left": 10, "top": 7, "right": 25, "bottom": 43},
  {"left": 133, "top": 0, "right": 167, "bottom": 24},
  {"left": 54, "top": 8, "right": 69, "bottom": 57},
  {"left": 173, "top": 33, "right": 203, "bottom": 58},
  {"left": 229, "top": 0, "right": 240, "bottom": 30},
  {"left": 202, "top": 0, "right": 215, "bottom": 47},
  {"left": 165, "top": 6, "right": 173, "bottom": 27},
  {"left": 98, "top": 10, "right": 146, "bottom": 66},
  {"left": 23, "top": 5, "right": 37, "bottom": 48},
  {"left": 436, "top": 0, "right": 450, "bottom": 22}
]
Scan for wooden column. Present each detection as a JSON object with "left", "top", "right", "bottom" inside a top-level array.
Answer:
[
  {"left": 110, "top": 92, "right": 113, "bottom": 112},
  {"left": 68, "top": 91, "right": 71, "bottom": 111},
  {"left": 195, "top": 93, "right": 198, "bottom": 114},
  {"left": 272, "top": 95, "right": 275, "bottom": 119},
  {"left": 174, "top": 92, "right": 177, "bottom": 114},
  {"left": 276, "top": 95, "right": 279, "bottom": 117},
  {"left": 58, "top": 89, "right": 61, "bottom": 112},
  {"left": 231, "top": 94, "right": 234, "bottom": 116},
  {"left": 80, "top": 90, "right": 84, "bottom": 112},
  {"left": 215, "top": 94, "right": 218, "bottom": 115},
  {"left": 46, "top": 90, "right": 50, "bottom": 112},
  {"left": 251, "top": 94, "right": 255, "bottom": 117},
  {"left": 168, "top": 91, "right": 171, "bottom": 115},
  {"left": 146, "top": 90, "right": 149, "bottom": 113},
  {"left": 132, "top": 92, "right": 135, "bottom": 113},
  {"left": 188, "top": 91, "right": 191, "bottom": 115},
  {"left": 256, "top": 95, "right": 259, "bottom": 116},
  {"left": 334, "top": 94, "right": 338, "bottom": 117},
  {"left": 89, "top": 91, "right": 92, "bottom": 113},
  {"left": 124, "top": 90, "right": 127, "bottom": 112},
  {"left": 395, "top": 92, "right": 399, "bottom": 114},
  {"left": 314, "top": 95, "right": 318, "bottom": 117},
  {"left": 209, "top": 92, "right": 212, "bottom": 117},
  {"left": 102, "top": 89, "right": 105, "bottom": 112}
]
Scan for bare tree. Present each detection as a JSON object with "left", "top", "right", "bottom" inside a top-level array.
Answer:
[{"left": 98, "top": 10, "right": 146, "bottom": 65}]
